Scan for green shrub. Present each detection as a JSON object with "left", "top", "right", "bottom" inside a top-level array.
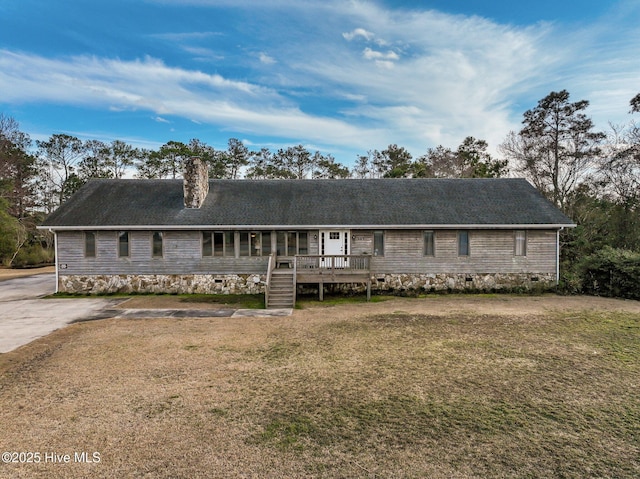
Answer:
[
  {"left": 557, "top": 269, "right": 583, "bottom": 295},
  {"left": 579, "top": 247, "right": 640, "bottom": 300},
  {"left": 11, "top": 244, "right": 54, "bottom": 267}
]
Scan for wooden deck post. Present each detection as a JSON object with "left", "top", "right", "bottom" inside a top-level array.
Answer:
[{"left": 319, "top": 281, "right": 323, "bottom": 301}]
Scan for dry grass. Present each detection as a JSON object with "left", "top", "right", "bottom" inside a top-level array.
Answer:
[
  {"left": 0, "top": 296, "right": 639, "bottom": 478},
  {"left": 0, "top": 266, "right": 54, "bottom": 281}
]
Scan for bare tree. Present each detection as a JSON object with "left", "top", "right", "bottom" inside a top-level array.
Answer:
[
  {"left": 353, "top": 151, "right": 376, "bottom": 178},
  {"left": 36, "top": 134, "right": 87, "bottom": 210},
  {"left": 415, "top": 137, "right": 508, "bottom": 178},
  {"left": 599, "top": 94, "right": 640, "bottom": 205},
  {"left": 599, "top": 123, "right": 639, "bottom": 203}
]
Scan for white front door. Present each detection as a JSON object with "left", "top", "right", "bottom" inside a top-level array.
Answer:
[{"left": 321, "top": 230, "right": 350, "bottom": 267}]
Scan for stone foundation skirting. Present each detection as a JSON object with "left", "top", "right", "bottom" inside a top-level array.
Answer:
[
  {"left": 59, "top": 272, "right": 555, "bottom": 296},
  {"left": 58, "top": 274, "right": 266, "bottom": 295},
  {"left": 299, "top": 272, "right": 556, "bottom": 295},
  {"left": 373, "top": 272, "right": 556, "bottom": 292}
]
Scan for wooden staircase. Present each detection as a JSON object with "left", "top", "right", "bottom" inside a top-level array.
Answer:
[{"left": 267, "top": 269, "right": 295, "bottom": 309}]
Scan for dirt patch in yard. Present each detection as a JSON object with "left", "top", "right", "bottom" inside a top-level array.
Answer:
[
  {"left": 116, "top": 293, "right": 264, "bottom": 310},
  {"left": 0, "top": 294, "right": 638, "bottom": 478},
  {"left": 119, "top": 292, "right": 640, "bottom": 316},
  {"left": 294, "top": 293, "right": 640, "bottom": 321},
  {"left": 117, "top": 296, "right": 233, "bottom": 310}
]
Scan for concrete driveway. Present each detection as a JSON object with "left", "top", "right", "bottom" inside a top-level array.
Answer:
[{"left": 0, "top": 274, "right": 117, "bottom": 353}]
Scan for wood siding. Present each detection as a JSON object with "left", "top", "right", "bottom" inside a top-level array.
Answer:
[
  {"left": 57, "top": 228, "right": 557, "bottom": 277},
  {"left": 351, "top": 229, "right": 557, "bottom": 275},
  {"left": 57, "top": 231, "right": 268, "bottom": 275}
]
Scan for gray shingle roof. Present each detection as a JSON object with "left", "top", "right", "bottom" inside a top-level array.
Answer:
[{"left": 40, "top": 178, "right": 575, "bottom": 229}]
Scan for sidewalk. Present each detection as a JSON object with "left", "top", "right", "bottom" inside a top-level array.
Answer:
[{"left": 76, "top": 307, "right": 293, "bottom": 321}]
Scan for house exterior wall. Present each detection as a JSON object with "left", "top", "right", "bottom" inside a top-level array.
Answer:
[
  {"left": 55, "top": 228, "right": 559, "bottom": 294},
  {"left": 57, "top": 231, "right": 270, "bottom": 276},
  {"left": 350, "top": 229, "right": 557, "bottom": 275}
]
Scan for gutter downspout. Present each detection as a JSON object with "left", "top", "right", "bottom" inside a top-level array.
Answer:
[
  {"left": 50, "top": 229, "right": 59, "bottom": 294},
  {"left": 556, "top": 228, "right": 564, "bottom": 286}
]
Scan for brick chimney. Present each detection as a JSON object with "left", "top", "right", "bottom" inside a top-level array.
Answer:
[{"left": 183, "top": 157, "right": 209, "bottom": 208}]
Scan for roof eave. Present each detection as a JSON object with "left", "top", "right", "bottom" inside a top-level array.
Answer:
[{"left": 38, "top": 223, "right": 577, "bottom": 231}]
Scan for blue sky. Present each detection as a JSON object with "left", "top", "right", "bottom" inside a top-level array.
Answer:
[{"left": 1, "top": 0, "right": 638, "bottom": 167}]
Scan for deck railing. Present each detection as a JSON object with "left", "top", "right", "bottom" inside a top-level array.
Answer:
[
  {"left": 294, "top": 254, "right": 372, "bottom": 301},
  {"left": 265, "top": 252, "right": 276, "bottom": 308},
  {"left": 295, "top": 255, "right": 371, "bottom": 273}
]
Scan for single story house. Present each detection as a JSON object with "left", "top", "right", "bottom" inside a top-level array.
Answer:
[{"left": 39, "top": 158, "right": 575, "bottom": 307}]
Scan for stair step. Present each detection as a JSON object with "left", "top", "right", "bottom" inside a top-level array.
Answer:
[{"left": 267, "top": 268, "right": 296, "bottom": 308}]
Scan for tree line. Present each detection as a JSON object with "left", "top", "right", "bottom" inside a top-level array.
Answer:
[
  {"left": 0, "top": 129, "right": 511, "bottom": 218},
  {"left": 1, "top": 90, "right": 639, "bottom": 298}
]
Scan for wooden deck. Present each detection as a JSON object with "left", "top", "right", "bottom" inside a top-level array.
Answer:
[
  {"left": 266, "top": 255, "right": 372, "bottom": 305},
  {"left": 293, "top": 255, "right": 371, "bottom": 283},
  {"left": 294, "top": 255, "right": 371, "bottom": 301}
]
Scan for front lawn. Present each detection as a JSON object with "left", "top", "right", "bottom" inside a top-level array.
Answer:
[{"left": 0, "top": 298, "right": 638, "bottom": 478}]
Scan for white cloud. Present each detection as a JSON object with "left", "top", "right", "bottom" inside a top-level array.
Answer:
[
  {"left": 259, "top": 52, "right": 276, "bottom": 65},
  {"left": 362, "top": 47, "right": 399, "bottom": 62},
  {"left": 149, "top": 31, "right": 223, "bottom": 41},
  {"left": 292, "top": 6, "right": 562, "bottom": 150},
  {"left": 181, "top": 46, "right": 225, "bottom": 61},
  {"left": 3, "top": 0, "right": 639, "bottom": 162},
  {"left": 342, "top": 28, "right": 374, "bottom": 41},
  {"left": 0, "top": 49, "right": 381, "bottom": 149}
]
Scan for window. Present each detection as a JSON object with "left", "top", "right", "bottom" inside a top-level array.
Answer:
[
  {"left": 203, "top": 231, "right": 235, "bottom": 257},
  {"left": 240, "top": 232, "right": 263, "bottom": 256},
  {"left": 276, "top": 231, "right": 307, "bottom": 255},
  {"left": 202, "top": 232, "right": 213, "bottom": 256},
  {"left": 458, "top": 231, "right": 469, "bottom": 256},
  {"left": 85, "top": 232, "right": 96, "bottom": 258},
  {"left": 239, "top": 232, "right": 250, "bottom": 256},
  {"left": 424, "top": 231, "right": 434, "bottom": 256},
  {"left": 287, "top": 232, "right": 297, "bottom": 256},
  {"left": 261, "top": 231, "right": 271, "bottom": 256},
  {"left": 118, "top": 231, "right": 129, "bottom": 257},
  {"left": 152, "top": 231, "right": 163, "bottom": 258},
  {"left": 298, "top": 232, "right": 308, "bottom": 254},
  {"left": 221, "top": 232, "right": 234, "bottom": 256},
  {"left": 373, "top": 230, "right": 384, "bottom": 256},
  {"left": 515, "top": 230, "right": 527, "bottom": 256},
  {"left": 250, "top": 232, "right": 261, "bottom": 256},
  {"left": 214, "top": 232, "right": 225, "bottom": 256},
  {"left": 277, "top": 232, "right": 286, "bottom": 255},
  {"left": 224, "top": 232, "right": 235, "bottom": 256}
]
